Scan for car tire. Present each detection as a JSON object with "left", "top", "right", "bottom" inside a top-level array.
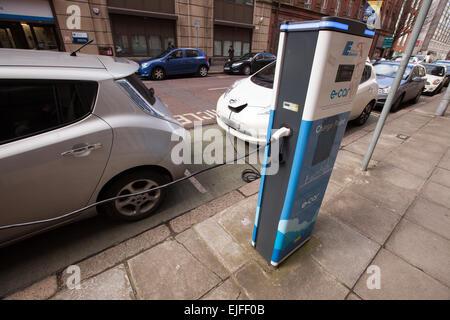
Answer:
[
  {"left": 100, "top": 169, "right": 170, "bottom": 222},
  {"left": 390, "top": 95, "right": 403, "bottom": 113},
  {"left": 412, "top": 89, "right": 422, "bottom": 103},
  {"left": 243, "top": 65, "right": 251, "bottom": 75},
  {"left": 152, "top": 67, "right": 165, "bottom": 80},
  {"left": 353, "top": 101, "right": 374, "bottom": 126},
  {"left": 198, "top": 65, "right": 208, "bottom": 77}
]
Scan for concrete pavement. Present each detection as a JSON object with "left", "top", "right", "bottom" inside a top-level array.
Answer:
[{"left": 4, "top": 95, "right": 450, "bottom": 300}]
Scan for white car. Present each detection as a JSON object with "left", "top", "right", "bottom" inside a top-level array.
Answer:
[
  {"left": 421, "top": 63, "right": 447, "bottom": 95},
  {"left": 216, "top": 61, "right": 378, "bottom": 143}
]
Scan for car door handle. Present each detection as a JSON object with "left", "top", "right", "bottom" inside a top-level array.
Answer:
[{"left": 61, "top": 143, "right": 102, "bottom": 157}]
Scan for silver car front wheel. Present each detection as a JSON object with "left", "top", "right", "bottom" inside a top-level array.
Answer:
[{"left": 100, "top": 169, "right": 169, "bottom": 221}]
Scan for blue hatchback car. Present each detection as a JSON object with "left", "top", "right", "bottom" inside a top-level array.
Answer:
[{"left": 137, "top": 48, "right": 210, "bottom": 80}]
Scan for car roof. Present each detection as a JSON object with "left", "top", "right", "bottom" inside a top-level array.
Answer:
[{"left": 0, "top": 49, "right": 138, "bottom": 81}]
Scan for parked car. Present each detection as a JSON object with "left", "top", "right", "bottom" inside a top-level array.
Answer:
[
  {"left": 374, "top": 62, "right": 426, "bottom": 112},
  {"left": 223, "top": 52, "right": 276, "bottom": 75},
  {"left": 0, "top": 49, "right": 186, "bottom": 247},
  {"left": 137, "top": 48, "right": 210, "bottom": 80},
  {"left": 434, "top": 60, "right": 450, "bottom": 87},
  {"left": 421, "top": 63, "right": 447, "bottom": 95},
  {"left": 216, "top": 61, "right": 378, "bottom": 144}
]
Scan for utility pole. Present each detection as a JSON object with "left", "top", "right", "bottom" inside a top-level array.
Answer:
[{"left": 361, "top": 0, "right": 433, "bottom": 171}]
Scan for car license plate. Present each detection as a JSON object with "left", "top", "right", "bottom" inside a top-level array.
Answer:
[{"left": 224, "top": 67, "right": 230, "bottom": 70}]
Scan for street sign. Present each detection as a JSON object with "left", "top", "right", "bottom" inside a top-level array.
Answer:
[
  {"left": 72, "top": 32, "right": 88, "bottom": 44},
  {"left": 382, "top": 37, "right": 394, "bottom": 49}
]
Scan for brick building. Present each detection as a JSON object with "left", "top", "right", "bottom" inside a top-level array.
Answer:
[
  {"left": 0, "top": 0, "right": 273, "bottom": 61},
  {"left": 268, "top": 1, "right": 407, "bottom": 59},
  {"left": 391, "top": 0, "right": 423, "bottom": 56},
  {"left": 0, "top": 0, "right": 415, "bottom": 61}
]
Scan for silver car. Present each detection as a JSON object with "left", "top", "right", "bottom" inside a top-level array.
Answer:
[{"left": 0, "top": 49, "right": 186, "bottom": 246}]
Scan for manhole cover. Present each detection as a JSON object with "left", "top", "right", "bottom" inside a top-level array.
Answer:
[{"left": 396, "top": 134, "right": 410, "bottom": 140}]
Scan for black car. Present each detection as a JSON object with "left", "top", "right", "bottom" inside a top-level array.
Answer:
[{"left": 223, "top": 52, "right": 276, "bottom": 75}]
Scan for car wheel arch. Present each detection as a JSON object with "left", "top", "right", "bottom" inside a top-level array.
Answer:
[{"left": 96, "top": 165, "right": 173, "bottom": 213}]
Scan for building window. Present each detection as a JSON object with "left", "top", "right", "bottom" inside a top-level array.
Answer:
[
  {"left": 322, "top": 0, "right": 328, "bottom": 10},
  {"left": 357, "top": 3, "right": 364, "bottom": 20},
  {"left": 335, "top": 0, "right": 341, "bottom": 15},
  {"left": 347, "top": 0, "right": 354, "bottom": 17},
  {"left": 304, "top": 0, "right": 312, "bottom": 9}
]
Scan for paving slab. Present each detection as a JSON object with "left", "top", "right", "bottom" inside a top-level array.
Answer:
[
  {"left": 322, "top": 181, "right": 344, "bottom": 204},
  {"left": 437, "top": 149, "right": 450, "bottom": 171},
  {"left": 343, "top": 132, "right": 403, "bottom": 161},
  {"left": 383, "top": 147, "right": 439, "bottom": 178},
  {"left": 194, "top": 216, "right": 248, "bottom": 273},
  {"left": 382, "top": 112, "right": 432, "bottom": 136},
  {"left": 430, "top": 167, "right": 450, "bottom": 188},
  {"left": 238, "top": 179, "right": 261, "bottom": 197},
  {"left": 421, "top": 181, "right": 450, "bottom": 209},
  {"left": 53, "top": 265, "right": 134, "bottom": 300},
  {"left": 60, "top": 225, "right": 170, "bottom": 284},
  {"left": 405, "top": 197, "right": 450, "bottom": 240},
  {"left": 169, "top": 191, "right": 245, "bottom": 233},
  {"left": 175, "top": 228, "right": 229, "bottom": 280},
  {"left": 311, "top": 215, "right": 380, "bottom": 287},
  {"left": 346, "top": 174, "right": 416, "bottom": 216},
  {"left": 127, "top": 240, "right": 221, "bottom": 299},
  {"left": 364, "top": 162, "right": 425, "bottom": 191},
  {"left": 346, "top": 293, "right": 362, "bottom": 300},
  {"left": 234, "top": 258, "right": 349, "bottom": 300},
  {"left": 386, "top": 220, "right": 450, "bottom": 287},
  {"left": 323, "top": 189, "right": 400, "bottom": 244},
  {"left": 5, "top": 276, "right": 58, "bottom": 300},
  {"left": 354, "top": 249, "right": 450, "bottom": 300},
  {"left": 202, "top": 278, "right": 243, "bottom": 300}
]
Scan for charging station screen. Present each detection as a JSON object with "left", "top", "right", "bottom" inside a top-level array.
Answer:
[{"left": 335, "top": 64, "right": 355, "bottom": 82}]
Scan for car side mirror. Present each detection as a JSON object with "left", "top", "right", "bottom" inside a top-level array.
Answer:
[{"left": 149, "top": 88, "right": 155, "bottom": 97}]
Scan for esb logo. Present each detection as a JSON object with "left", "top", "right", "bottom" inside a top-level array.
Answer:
[
  {"left": 342, "top": 41, "right": 358, "bottom": 56},
  {"left": 330, "top": 88, "right": 350, "bottom": 99}
]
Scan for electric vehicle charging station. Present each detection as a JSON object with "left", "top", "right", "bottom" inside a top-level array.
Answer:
[{"left": 252, "top": 16, "right": 374, "bottom": 267}]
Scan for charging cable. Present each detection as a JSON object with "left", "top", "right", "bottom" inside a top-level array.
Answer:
[{"left": 0, "top": 127, "right": 291, "bottom": 231}]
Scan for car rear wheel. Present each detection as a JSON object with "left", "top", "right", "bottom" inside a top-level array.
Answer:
[
  {"left": 152, "top": 67, "right": 165, "bottom": 80},
  {"left": 390, "top": 95, "right": 403, "bottom": 113},
  {"left": 353, "top": 102, "right": 374, "bottom": 126},
  {"left": 243, "top": 65, "right": 251, "bottom": 75},
  {"left": 412, "top": 89, "right": 422, "bottom": 103},
  {"left": 100, "top": 169, "right": 170, "bottom": 221},
  {"left": 198, "top": 65, "right": 208, "bottom": 77}
]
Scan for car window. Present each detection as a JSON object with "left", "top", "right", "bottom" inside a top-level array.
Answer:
[
  {"left": 418, "top": 66, "right": 426, "bottom": 77},
  {"left": 411, "top": 67, "right": 419, "bottom": 79},
  {"left": 186, "top": 50, "right": 199, "bottom": 58},
  {"left": 168, "top": 50, "right": 183, "bottom": 59},
  {"left": 0, "top": 80, "right": 97, "bottom": 145},
  {"left": 116, "top": 77, "right": 161, "bottom": 118},
  {"left": 255, "top": 54, "right": 263, "bottom": 61},
  {"left": 251, "top": 62, "right": 275, "bottom": 89},
  {"left": 360, "top": 65, "right": 372, "bottom": 83},
  {"left": 423, "top": 64, "right": 445, "bottom": 76}
]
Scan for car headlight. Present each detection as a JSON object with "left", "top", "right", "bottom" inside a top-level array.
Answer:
[
  {"left": 232, "top": 62, "right": 243, "bottom": 68},
  {"left": 433, "top": 79, "right": 441, "bottom": 85},
  {"left": 224, "top": 80, "right": 241, "bottom": 98},
  {"left": 141, "top": 62, "right": 150, "bottom": 68}
]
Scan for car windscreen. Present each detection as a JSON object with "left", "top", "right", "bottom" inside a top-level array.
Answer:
[
  {"left": 374, "top": 63, "right": 413, "bottom": 80},
  {"left": 423, "top": 64, "right": 445, "bottom": 77},
  {"left": 153, "top": 49, "right": 171, "bottom": 59},
  {"left": 250, "top": 62, "right": 275, "bottom": 89},
  {"left": 239, "top": 52, "right": 256, "bottom": 60}
]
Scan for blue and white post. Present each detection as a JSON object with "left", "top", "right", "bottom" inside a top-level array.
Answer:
[{"left": 252, "top": 16, "right": 374, "bottom": 267}]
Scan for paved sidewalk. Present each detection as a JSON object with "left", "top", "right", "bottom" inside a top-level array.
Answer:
[{"left": 5, "top": 97, "right": 450, "bottom": 300}]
